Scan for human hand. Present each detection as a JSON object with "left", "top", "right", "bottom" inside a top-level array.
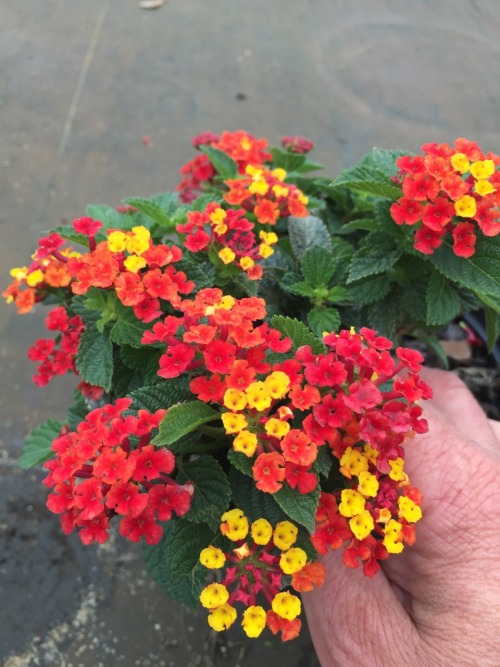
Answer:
[{"left": 303, "top": 368, "right": 500, "bottom": 667}]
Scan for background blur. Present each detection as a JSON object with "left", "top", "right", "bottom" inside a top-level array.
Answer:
[{"left": 2, "top": 1, "right": 500, "bottom": 665}]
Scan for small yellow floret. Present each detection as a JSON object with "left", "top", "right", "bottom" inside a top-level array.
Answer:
[
  {"left": 200, "top": 546, "right": 226, "bottom": 569},
  {"left": 249, "top": 180, "right": 269, "bottom": 196},
  {"left": 388, "top": 457, "right": 405, "bottom": 482},
  {"left": 223, "top": 388, "right": 247, "bottom": 411},
  {"left": 363, "top": 443, "right": 379, "bottom": 464},
  {"left": 264, "top": 418, "right": 290, "bottom": 439},
  {"left": 271, "top": 591, "right": 301, "bottom": 620},
  {"left": 339, "top": 447, "right": 369, "bottom": 478},
  {"left": 218, "top": 247, "right": 236, "bottom": 264},
  {"left": 338, "top": 489, "right": 366, "bottom": 518},
  {"left": 272, "top": 184, "right": 289, "bottom": 198},
  {"left": 200, "top": 583, "right": 229, "bottom": 609},
  {"left": 475, "top": 179, "right": 496, "bottom": 196},
  {"left": 25, "top": 269, "right": 44, "bottom": 287},
  {"left": 259, "top": 231, "right": 278, "bottom": 245},
  {"left": 264, "top": 371, "right": 290, "bottom": 399},
  {"left": 383, "top": 519, "right": 404, "bottom": 554},
  {"left": 258, "top": 243, "right": 274, "bottom": 259},
  {"left": 220, "top": 508, "right": 249, "bottom": 541},
  {"left": 9, "top": 266, "right": 28, "bottom": 280},
  {"left": 470, "top": 159, "right": 495, "bottom": 180},
  {"left": 454, "top": 195, "right": 477, "bottom": 218},
  {"left": 398, "top": 496, "right": 423, "bottom": 523},
  {"left": 251, "top": 518, "right": 273, "bottom": 545},
  {"left": 126, "top": 226, "right": 150, "bottom": 255},
  {"left": 207, "top": 603, "right": 237, "bottom": 632},
  {"left": 349, "top": 510, "right": 375, "bottom": 541},
  {"left": 273, "top": 521, "right": 298, "bottom": 550},
  {"left": 240, "top": 256, "right": 254, "bottom": 270},
  {"left": 123, "top": 255, "right": 147, "bottom": 273},
  {"left": 357, "top": 471, "right": 379, "bottom": 498},
  {"left": 221, "top": 412, "right": 248, "bottom": 434},
  {"left": 246, "top": 164, "right": 262, "bottom": 178},
  {"left": 242, "top": 605, "right": 267, "bottom": 638},
  {"left": 245, "top": 381, "right": 272, "bottom": 411},
  {"left": 298, "top": 192, "right": 309, "bottom": 205},
  {"left": 107, "top": 230, "right": 127, "bottom": 252},
  {"left": 233, "top": 430, "right": 258, "bottom": 457},
  {"left": 271, "top": 168, "right": 287, "bottom": 181},
  {"left": 279, "top": 547, "right": 307, "bottom": 575},
  {"left": 450, "top": 152, "right": 470, "bottom": 174}
]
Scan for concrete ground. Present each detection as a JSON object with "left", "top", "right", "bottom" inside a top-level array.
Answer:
[{"left": 2, "top": 1, "right": 500, "bottom": 665}]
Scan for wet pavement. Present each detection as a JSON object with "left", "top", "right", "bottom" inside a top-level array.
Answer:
[{"left": 2, "top": 1, "right": 500, "bottom": 665}]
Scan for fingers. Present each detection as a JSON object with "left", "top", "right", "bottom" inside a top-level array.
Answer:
[
  {"left": 303, "top": 549, "right": 420, "bottom": 667},
  {"left": 419, "top": 367, "right": 500, "bottom": 457}
]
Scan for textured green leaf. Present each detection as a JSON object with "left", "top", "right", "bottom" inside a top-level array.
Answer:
[
  {"left": 151, "top": 191, "right": 182, "bottom": 213},
  {"left": 359, "top": 148, "right": 408, "bottom": 178},
  {"left": 152, "top": 401, "right": 220, "bottom": 446},
  {"left": 285, "top": 281, "right": 316, "bottom": 298},
  {"left": 85, "top": 204, "right": 124, "bottom": 228},
  {"left": 313, "top": 447, "right": 333, "bottom": 479},
  {"left": 308, "top": 307, "right": 341, "bottom": 337},
  {"left": 177, "top": 455, "right": 231, "bottom": 530},
  {"left": 270, "top": 147, "right": 306, "bottom": 172},
  {"left": 347, "top": 274, "right": 391, "bottom": 306},
  {"left": 295, "top": 159, "right": 325, "bottom": 173},
  {"left": 347, "top": 234, "right": 402, "bottom": 283},
  {"left": 367, "top": 289, "right": 402, "bottom": 338},
  {"left": 109, "top": 305, "right": 152, "bottom": 347},
  {"left": 76, "top": 325, "right": 113, "bottom": 391},
  {"left": 273, "top": 484, "right": 320, "bottom": 534},
  {"left": 426, "top": 272, "right": 462, "bottom": 325},
  {"left": 326, "top": 286, "right": 351, "bottom": 302},
  {"left": 124, "top": 197, "right": 173, "bottom": 229},
  {"left": 288, "top": 215, "right": 332, "bottom": 258},
  {"left": 199, "top": 145, "right": 238, "bottom": 179},
  {"left": 129, "top": 382, "right": 191, "bottom": 413},
  {"left": 19, "top": 419, "right": 63, "bottom": 469},
  {"left": 120, "top": 345, "right": 161, "bottom": 371},
  {"left": 70, "top": 296, "right": 101, "bottom": 325},
  {"left": 484, "top": 305, "right": 500, "bottom": 351},
  {"left": 229, "top": 469, "right": 287, "bottom": 524},
  {"left": 143, "top": 523, "right": 205, "bottom": 609},
  {"left": 428, "top": 237, "right": 500, "bottom": 302},
  {"left": 227, "top": 449, "right": 254, "bottom": 476},
  {"left": 332, "top": 164, "right": 402, "bottom": 200},
  {"left": 67, "top": 392, "right": 90, "bottom": 431},
  {"left": 300, "top": 246, "right": 336, "bottom": 287},
  {"left": 177, "top": 257, "right": 216, "bottom": 290},
  {"left": 165, "top": 519, "right": 216, "bottom": 579},
  {"left": 271, "top": 315, "right": 325, "bottom": 354}
]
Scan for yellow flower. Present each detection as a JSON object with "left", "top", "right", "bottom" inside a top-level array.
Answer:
[
  {"left": 398, "top": 496, "right": 423, "bottom": 523},
  {"left": 298, "top": 192, "right": 309, "bottom": 205},
  {"left": 123, "top": 255, "right": 147, "bottom": 273},
  {"left": 357, "top": 471, "right": 379, "bottom": 498},
  {"left": 240, "top": 256, "right": 254, "bottom": 270},
  {"left": 107, "top": 230, "right": 127, "bottom": 253},
  {"left": 126, "top": 226, "right": 151, "bottom": 255},
  {"left": 450, "top": 152, "right": 470, "bottom": 174},
  {"left": 271, "top": 167, "right": 287, "bottom": 181},
  {"left": 388, "top": 457, "right": 406, "bottom": 482},
  {"left": 349, "top": 510, "right": 375, "bottom": 541},
  {"left": 272, "top": 591, "right": 301, "bottom": 620},
  {"left": 279, "top": 547, "right": 307, "bottom": 575},
  {"left": 221, "top": 412, "right": 248, "bottom": 434},
  {"left": 245, "top": 381, "right": 272, "bottom": 411},
  {"left": 242, "top": 605, "right": 267, "bottom": 638},
  {"left": 383, "top": 519, "right": 404, "bottom": 554},
  {"left": 470, "top": 159, "right": 495, "bottom": 180},
  {"left": 223, "top": 388, "right": 247, "bottom": 411},
  {"left": 200, "top": 583, "right": 229, "bottom": 609},
  {"left": 246, "top": 164, "right": 263, "bottom": 178},
  {"left": 339, "top": 447, "right": 369, "bottom": 478},
  {"left": 233, "top": 430, "right": 258, "bottom": 457},
  {"left": 258, "top": 243, "right": 274, "bottom": 259},
  {"left": 272, "top": 184, "right": 289, "bottom": 198},
  {"left": 207, "top": 603, "right": 237, "bottom": 632},
  {"left": 210, "top": 208, "right": 228, "bottom": 235},
  {"left": 199, "top": 546, "right": 226, "bottom": 569},
  {"left": 264, "top": 418, "right": 290, "bottom": 439},
  {"left": 220, "top": 508, "right": 249, "bottom": 541},
  {"left": 10, "top": 266, "right": 28, "bottom": 280},
  {"left": 259, "top": 231, "right": 278, "bottom": 245},
  {"left": 218, "top": 247, "right": 236, "bottom": 265},
  {"left": 339, "top": 489, "right": 366, "bottom": 518},
  {"left": 264, "top": 371, "right": 290, "bottom": 399},
  {"left": 363, "top": 443, "right": 379, "bottom": 464},
  {"left": 251, "top": 518, "right": 273, "bottom": 545},
  {"left": 454, "top": 195, "right": 477, "bottom": 218},
  {"left": 475, "top": 179, "right": 496, "bottom": 196},
  {"left": 25, "top": 269, "right": 44, "bottom": 287},
  {"left": 273, "top": 521, "right": 298, "bottom": 550},
  {"left": 249, "top": 180, "right": 269, "bottom": 196}
]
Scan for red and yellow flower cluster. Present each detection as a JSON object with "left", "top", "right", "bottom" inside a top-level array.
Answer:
[
  {"left": 44, "top": 399, "right": 193, "bottom": 545},
  {"left": 198, "top": 509, "right": 325, "bottom": 641},
  {"left": 390, "top": 138, "right": 500, "bottom": 257}
]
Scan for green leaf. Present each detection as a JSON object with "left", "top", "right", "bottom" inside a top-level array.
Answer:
[
  {"left": 67, "top": 391, "right": 90, "bottom": 431},
  {"left": 229, "top": 469, "right": 287, "bottom": 524},
  {"left": 164, "top": 518, "right": 216, "bottom": 579},
  {"left": 177, "top": 455, "right": 231, "bottom": 530},
  {"left": 428, "top": 237, "right": 500, "bottom": 303},
  {"left": 271, "top": 315, "right": 326, "bottom": 354},
  {"left": 83, "top": 289, "right": 120, "bottom": 333},
  {"left": 426, "top": 272, "right": 462, "bottom": 325},
  {"left": 285, "top": 281, "right": 316, "bottom": 298},
  {"left": 124, "top": 197, "right": 173, "bottom": 229},
  {"left": 177, "top": 256, "right": 216, "bottom": 291},
  {"left": 359, "top": 148, "right": 408, "bottom": 178},
  {"left": 270, "top": 147, "right": 306, "bottom": 172},
  {"left": 109, "top": 305, "right": 152, "bottom": 347},
  {"left": 332, "top": 164, "right": 402, "bottom": 200},
  {"left": 347, "top": 274, "right": 391, "bottom": 306},
  {"left": 288, "top": 215, "right": 332, "bottom": 259},
  {"left": 313, "top": 447, "right": 333, "bottom": 479},
  {"left": 308, "top": 307, "right": 341, "bottom": 337},
  {"left": 152, "top": 401, "right": 220, "bottom": 447},
  {"left": 326, "top": 286, "right": 352, "bottom": 302},
  {"left": 227, "top": 449, "right": 254, "bottom": 476},
  {"left": 347, "top": 234, "right": 402, "bottom": 283},
  {"left": 143, "top": 523, "right": 205, "bottom": 609},
  {"left": 295, "top": 159, "right": 325, "bottom": 173},
  {"left": 199, "top": 145, "right": 238, "bottom": 179},
  {"left": 129, "top": 383, "right": 191, "bottom": 413},
  {"left": 19, "top": 419, "right": 63, "bottom": 469},
  {"left": 75, "top": 325, "right": 113, "bottom": 391},
  {"left": 85, "top": 204, "right": 124, "bottom": 229},
  {"left": 273, "top": 485, "right": 320, "bottom": 534},
  {"left": 120, "top": 345, "right": 161, "bottom": 370},
  {"left": 484, "top": 306, "right": 500, "bottom": 351},
  {"left": 367, "top": 290, "right": 402, "bottom": 339},
  {"left": 300, "top": 246, "right": 335, "bottom": 287}
]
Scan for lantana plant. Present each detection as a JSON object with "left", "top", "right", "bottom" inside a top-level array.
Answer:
[{"left": 4, "top": 130, "right": 500, "bottom": 641}]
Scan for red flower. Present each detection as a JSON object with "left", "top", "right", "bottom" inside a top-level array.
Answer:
[
  {"left": 147, "top": 483, "right": 192, "bottom": 521},
  {"left": 158, "top": 343, "right": 196, "bottom": 378},
  {"left": 72, "top": 217, "right": 102, "bottom": 237},
  {"left": 119, "top": 509, "right": 163, "bottom": 545},
  {"left": 422, "top": 197, "right": 455, "bottom": 231},
  {"left": 252, "top": 452, "right": 286, "bottom": 493},
  {"left": 401, "top": 173, "right": 440, "bottom": 201},
  {"left": 131, "top": 445, "right": 175, "bottom": 482},
  {"left": 390, "top": 197, "right": 424, "bottom": 225},
  {"left": 452, "top": 222, "right": 476, "bottom": 258},
  {"left": 105, "top": 481, "right": 149, "bottom": 517},
  {"left": 203, "top": 339, "right": 237, "bottom": 374},
  {"left": 413, "top": 224, "right": 445, "bottom": 254},
  {"left": 280, "top": 430, "right": 317, "bottom": 467}
]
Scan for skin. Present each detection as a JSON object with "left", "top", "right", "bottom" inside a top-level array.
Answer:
[{"left": 303, "top": 368, "right": 500, "bottom": 667}]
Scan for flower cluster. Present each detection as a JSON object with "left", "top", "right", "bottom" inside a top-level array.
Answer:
[
  {"left": 198, "top": 509, "right": 325, "bottom": 641},
  {"left": 27, "top": 306, "right": 84, "bottom": 386},
  {"left": 280, "top": 135, "right": 315, "bottom": 154},
  {"left": 176, "top": 202, "right": 278, "bottom": 280},
  {"left": 43, "top": 399, "right": 192, "bottom": 545},
  {"left": 390, "top": 138, "right": 500, "bottom": 257}
]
